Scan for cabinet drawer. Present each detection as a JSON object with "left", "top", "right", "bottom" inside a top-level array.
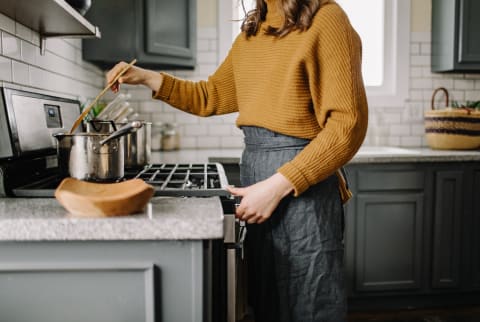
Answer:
[{"left": 357, "top": 170, "right": 424, "bottom": 191}]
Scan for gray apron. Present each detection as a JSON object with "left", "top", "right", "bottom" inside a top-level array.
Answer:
[{"left": 240, "top": 126, "right": 346, "bottom": 322}]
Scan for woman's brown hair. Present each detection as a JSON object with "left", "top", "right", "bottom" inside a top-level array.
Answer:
[{"left": 241, "top": 0, "right": 331, "bottom": 38}]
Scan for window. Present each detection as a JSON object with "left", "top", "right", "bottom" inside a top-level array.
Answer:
[{"left": 218, "top": 0, "right": 410, "bottom": 107}]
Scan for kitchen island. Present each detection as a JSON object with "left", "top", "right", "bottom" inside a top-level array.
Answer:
[{"left": 0, "top": 197, "right": 224, "bottom": 322}]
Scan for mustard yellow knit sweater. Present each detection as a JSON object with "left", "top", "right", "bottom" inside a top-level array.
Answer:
[{"left": 153, "top": 1, "right": 368, "bottom": 197}]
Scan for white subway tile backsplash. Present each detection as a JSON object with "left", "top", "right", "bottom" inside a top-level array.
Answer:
[
  {"left": 465, "top": 91, "right": 480, "bottom": 101},
  {"left": 410, "top": 43, "right": 420, "bottom": 55},
  {"left": 197, "top": 39, "right": 209, "bottom": 52},
  {"left": 2, "top": 32, "right": 21, "bottom": 59},
  {"left": 411, "top": 124, "right": 426, "bottom": 136},
  {"left": 423, "top": 67, "right": 441, "bottom": 78},
  {"left": 453, "top": 79, "right": 475, "bottom": 90},
  {"left": 0, "top": 14, "right": 15, "bottom": 34},
  {"left": 46, "top": 38, "right": 76, "bottom": 62},
  {"left": 198, "top": 27, "right": 217, "bottom": 39},
  {"left": 400, "top": 136, "right": 422, "bottom": 147},
  {"left": 15, "top": 22, "right": 32, "bottom": 43},
  {"left": 420, "top": 43, "right": 431, "bottom": 55},
  {"left": 209, "top": 39, "right": 217, "bottom": 52},
  {"left": 12, "top": 61, "right": 29, "bottom": 85},
  {"left": 449, "top": 90, "right": 465, "bottom": 103},
  {"left": 387, "top": 137, "right": 401, "bottom": 146},
  {"left": 197, "top": 51, "right": 217, "bottom": 64},
  {"left": 21, "top": 40, "right": 36, "bottom": 64},
  {"left": 208, "top": 124, "right": 232, "bottom": 136},
  {"left": 410, "top": 67, "right": 423, "bottom": 78},
  {"left": 411, "top": 55, "right": 431, "bottom": 68},
  {"left": 411, "top": 32, "right": 430, "bottom": 42},
  {"left": 390, "top": 125, "right": 410, "bottom": 136},
  {"left": 152, "top": 112, "right": 176, "bottom": 124},
  {"left": 219, "top": 113, "right": 238, "bottom": 124},
  {"left": 197, "top": 136, "right": 221, "bottom": 148},
  {"left": 411, "top": 78, "right": 433, "bottom": 90},
  {"left": 140, "top": 101, "right": 162, "bottom": 114},
  {"left": 465, "top": 74, "right": 480, "bottom": 80},
  {"left": 409, "top": 90, "right": 423, "bottom": 101},
  {"left": 196, "top": 63, "right": 218, "bottom": 77},
  {"left": 175, "top": 111, "right": 200, "bottom": 124},
  {"left": 184, "top": 124, "right": 208, "bottom": 136},
  {"left": 221, "top": 136, "right": 244, "bottom": 148},
  {"left": 64, "top": 39, "right": 82, "bottom": 50},
  {"left": 432, "top": 79, "right": 453, "bottom": 89},
  {"left": 179, "top": 137, "right": 197, "bottom": 149},
  {"left": 0, "top": 56, "right": 12, "bottom": 82}
]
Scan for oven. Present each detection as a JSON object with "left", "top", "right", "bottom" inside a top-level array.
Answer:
[{"left": 0, "top": 87, "right": 245, "bottom": 322}]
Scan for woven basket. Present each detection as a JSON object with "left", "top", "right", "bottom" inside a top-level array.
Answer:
[{"left": 424, "top": 87, "right": 480, "bottom": 150}]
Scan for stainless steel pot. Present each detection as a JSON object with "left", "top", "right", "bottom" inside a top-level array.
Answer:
[
  {"left": 53, "top": 133, "right": 124, "bottom": 182},
  {"left": 53, "top": 121, "right": 143, "bottom": 181},
  {"left": 116, "top": 121, "right": 152, "bottom": 168}
]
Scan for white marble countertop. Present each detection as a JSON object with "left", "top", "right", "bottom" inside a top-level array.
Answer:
[
  {"left": 152, "top": 146, "right": 480, "bottom": 164},
  {"left": 1, "top": 146, "right": 479, "bottom": 242},
  {"left": 0, "top": 197, "right": 224, "bottom": 241}
]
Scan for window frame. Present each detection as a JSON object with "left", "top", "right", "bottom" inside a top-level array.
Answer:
[{"left": 217, "top": 0, "right": 411, "bottom": 107}]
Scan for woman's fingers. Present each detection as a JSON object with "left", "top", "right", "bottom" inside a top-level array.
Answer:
[
  {"left": 106, "top": 61, "right": 128, "bottom": 84},
  {"left": 225, "top": 185, "right": 246, "bottom": 196}
]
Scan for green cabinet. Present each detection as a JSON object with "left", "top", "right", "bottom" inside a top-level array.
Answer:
[
  {"left": 431, "top": 170, "right": 464, "bottom": 289},
  {"left": 0, "top": 241, "right": 206, "bottom": 322},
  {"left": 345, "top": 162, "right": 480, "bottom": 309},
  {"left": 432, "top": 0, "right": 480, "bottom": 72},
  {"left": 472, "top": 170, "right": 480, "bottom": 288},
  {"left": 345, "top": 166, "right": 425, "bottom": 294},
  {"left": 82, "top": 0, "right": 196, "bottom": 70}
]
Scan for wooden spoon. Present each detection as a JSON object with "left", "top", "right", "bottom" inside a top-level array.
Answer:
[{"left": 68, "top": 58, "right": 137, "bottom": 134}]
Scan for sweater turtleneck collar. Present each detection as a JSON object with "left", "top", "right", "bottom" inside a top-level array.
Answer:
[{"left": 264, "top": 0, "right": 283, "bottom": 28}]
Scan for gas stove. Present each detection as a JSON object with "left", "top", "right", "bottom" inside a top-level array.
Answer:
[
  {"left": 0, "top": 87, "right": 242, "bottom": 322},
  {"left": 2, "top": 162, "right": 230, "bottom": 198}
]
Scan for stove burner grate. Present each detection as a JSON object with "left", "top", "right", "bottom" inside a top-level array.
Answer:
[
  {"left": 7, "top": 163, "right": 230, "bottom": 198},
  {"left": 125, "top": 163, "right": 229, "bottom": 197}
]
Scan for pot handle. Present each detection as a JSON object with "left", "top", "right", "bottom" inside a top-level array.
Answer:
[
  {"left": 88, "top": 119, "right": 117, "bottom": 133},
  {"left": 99, "top": 121, "right": 143, "bottom": 146}
]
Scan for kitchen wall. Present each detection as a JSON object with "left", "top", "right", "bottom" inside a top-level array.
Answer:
[
  {"left": 0, "top": 14, "right": 104, "bottom": 101},
  {"left": 1, "top": 1, "right": 480, "bottom": 149},
  {"left": 364, "top": 0, "right": 480, "bottom": 147},
  {"left": 129, "top": 0, "right": 480, "bottom": 149}
]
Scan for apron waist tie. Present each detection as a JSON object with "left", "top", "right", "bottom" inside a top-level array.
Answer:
[{"left": 242, "top": 126, "right": 352, "bottom": 204}]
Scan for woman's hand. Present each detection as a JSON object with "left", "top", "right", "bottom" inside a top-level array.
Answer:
[
  {"left": 226, "top": 173, "right": 294, "bottom": 224},
  {"left": 106, "top": 61, "right": 163, "bottom": 93}
]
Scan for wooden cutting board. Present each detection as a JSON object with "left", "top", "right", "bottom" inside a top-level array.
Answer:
[{"left": 55, "top": 178, "right": 154, "bottom": 217}]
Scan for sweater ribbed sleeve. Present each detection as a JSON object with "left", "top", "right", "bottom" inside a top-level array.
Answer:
[
  {"left": 277, "top": 4, "right": 368, "bottom": 195},
  {"left": 153, "top": 51, "right": 239, "bottom": 116}
]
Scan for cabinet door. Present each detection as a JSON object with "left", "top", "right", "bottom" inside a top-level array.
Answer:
[
  {"left": 473, "top": 170, "right": 480, "bottom": 288},
  {"left": 354, "top": 193, "right": 424, "bottom": 292},
  {"left": 83, "top": 0, "right": 196, "bottom": 69},
  {"left": 0, "top": 241, "right": 205, "bottom": 322},
  {"left": 458, "top": 0, "right": 480, "bottom": 65},
  {"left": 83, "top": 0, "right": 137, "bottom": 66},
  {"left": 431, "top": 0, "right": 480, "bottom": 72},
  {"left": 145, "top": 0, "right": 195, "bottom": 59},
  {"left": 431, "top": 171, "right": 463, "bottom": 289}
]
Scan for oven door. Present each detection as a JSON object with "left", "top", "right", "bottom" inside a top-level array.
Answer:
[
  {"left": 224, "top": 214, "right": 246, "bottom": 322},
  {"left": 205, "top": 214, "right": 246, "bottom": 322}
]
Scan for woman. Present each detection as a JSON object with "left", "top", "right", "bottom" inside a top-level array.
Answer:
[{"left": 107, "top": 0, "right": 368, "bottom": 320}]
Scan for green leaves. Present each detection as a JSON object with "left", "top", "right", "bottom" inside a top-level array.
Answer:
[{"left": 451, "top": 100, "right": 480, "bottom": 110}]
